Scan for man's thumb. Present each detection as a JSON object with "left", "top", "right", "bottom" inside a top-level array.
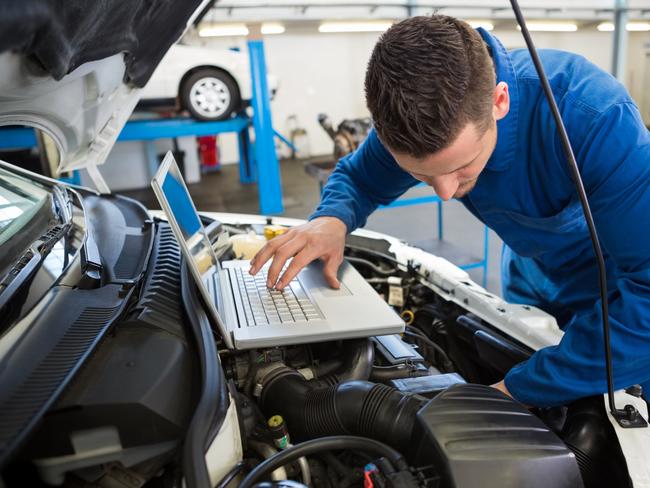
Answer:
[{"left": 323, "top": 259, "right": 341, "bottom": 289}]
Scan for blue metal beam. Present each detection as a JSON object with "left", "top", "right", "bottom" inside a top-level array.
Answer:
[
  {"left": 273, "top": 129, "right": 296, "bottom": 152},
  {"left": 248, "top": 38, "right": 284, "bottom": 215},
  {"left": 118, "top": 116, "right": 250, "bottom": 141},
  {"left": 238, "top": 128, "right": 256, "bottom": 184},
  {"left": 0, "top": 127, "right": 37, "bottom": 150},
  {"left": 0, "top": 117, "right": 251, "bottom": 149},
  {"left": 379, "top": 195, "right": 441, "bottom": 209}
]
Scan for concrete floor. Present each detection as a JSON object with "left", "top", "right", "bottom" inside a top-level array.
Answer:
[{"left": 123, "top": 157, "right": 503, "bottom": 293}]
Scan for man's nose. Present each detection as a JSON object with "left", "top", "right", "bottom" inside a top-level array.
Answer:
[{"left": 429, "top": 175, "right": 458, "bottom": 201}]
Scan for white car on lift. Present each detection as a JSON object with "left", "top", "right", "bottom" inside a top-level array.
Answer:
[{"left": 140, "top": 42, "right": 278, "bottom": 121}]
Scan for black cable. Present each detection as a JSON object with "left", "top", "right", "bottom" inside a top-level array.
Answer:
[
  {"left": 403, "top": 328, "right": 453, "bottom": 371},
  {"left": 344, "top": 244, "right": 402, "bottom": 266},
  {"left": 215, "top": 460, "right": 247, "bottom": 488},
  {"left": 370, "top": 363, "right": 428, "bottom": 381},
  {"left": 345, "top": 244, "right": 429, "bottom": 279},
  {"left": 238, "top": 436, "right": 407, "bottom": 488},
  {"left": 320, "top": 452, "right": 353, "bottom": 480},
  {"left": 346, "top": 255, "right": 396, "bottom": 276},
  {"left": 508, "top": 0, "right": 617, "bottom": 416},
  {"left": 245, "top": 350, "right": 260, "bottom": 397}
]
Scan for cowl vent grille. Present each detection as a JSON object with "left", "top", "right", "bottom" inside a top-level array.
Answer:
[{"left": 130, "top": 224, "right": 185, "bottom": 337}]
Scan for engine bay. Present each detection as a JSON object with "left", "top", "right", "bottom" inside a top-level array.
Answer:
[
  {"left": 1, "top": 218, "right": 632, "bottom": 488},
  {"left": 212, "top": 222, "right": 625, "bottom": 488}
]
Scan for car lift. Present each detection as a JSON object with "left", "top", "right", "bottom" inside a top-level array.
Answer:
[{"left": 0, "top": 38, "right": 286, "bottom": 216}]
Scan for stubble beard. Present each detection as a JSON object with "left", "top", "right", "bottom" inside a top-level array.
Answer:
[{"left": 453, "top": 178, "right": 478, "bottom": 199}]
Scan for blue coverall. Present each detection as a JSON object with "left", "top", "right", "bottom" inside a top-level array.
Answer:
[{"left": 309, "top": 28, "right": 650, "bottom": 407}]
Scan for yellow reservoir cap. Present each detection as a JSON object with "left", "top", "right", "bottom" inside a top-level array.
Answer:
[
  {"left": 268, "top": 415, "right": 284, "bottom": 428},
  {"left": 264, "top": 225, "right": 288, "bottom": 240}
]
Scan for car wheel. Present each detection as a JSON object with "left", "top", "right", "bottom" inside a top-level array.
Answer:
[{"left": 181, "top": 69, "right": 241, "bottom": 121}]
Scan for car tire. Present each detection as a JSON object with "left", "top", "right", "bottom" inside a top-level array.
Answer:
[{"left": 180, "top": 69, "right": 241, "bottom": 121}]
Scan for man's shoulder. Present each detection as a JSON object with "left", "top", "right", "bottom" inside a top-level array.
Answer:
[{"left": 509, "top": 48, "right": 633, "bottom": 116}]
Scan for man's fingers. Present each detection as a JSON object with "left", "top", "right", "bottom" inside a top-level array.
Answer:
[
  {"left": 322, "top": 255, "right": 342, "bottom": 289},
  {"left": 275, "top": 251, "right": 316, "bottom": 290},
  {"left": 266, "top": 238, "right": 306, "bottom": 288},
  {"left": 249, "top": 233, "right": 289, "bottom": 274}
]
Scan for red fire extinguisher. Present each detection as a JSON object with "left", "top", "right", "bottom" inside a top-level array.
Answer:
[{"left": 198, "top": 135, "right": 219, "bottom": 169}]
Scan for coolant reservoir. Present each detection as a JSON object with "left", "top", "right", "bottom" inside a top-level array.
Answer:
[{"left": 230, "top": 232, "right": 266, "bottom": 260}]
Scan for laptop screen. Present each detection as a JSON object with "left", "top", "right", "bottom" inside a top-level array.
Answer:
[{"left": 155, "top": 153, "right": 222, "bottom": 283}]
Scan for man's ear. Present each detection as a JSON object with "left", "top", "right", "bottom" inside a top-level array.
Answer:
[{"left": 493, "top": 81, "right": 510, "bottom": 121}]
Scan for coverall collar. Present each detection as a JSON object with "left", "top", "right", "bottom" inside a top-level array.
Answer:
[{"left": 477, "top": 28, "right": 519, "bottom": 172}]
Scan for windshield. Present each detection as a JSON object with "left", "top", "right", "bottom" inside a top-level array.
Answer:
[
  {"left": 0, "top": 167, "right": 55, "bottom": 278},
  {"left": 0, "top": 167, "right": 51, "bottom": 246}
]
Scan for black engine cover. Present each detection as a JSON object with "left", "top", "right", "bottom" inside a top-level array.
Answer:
[{"left": 413, "top": 384, "right": 583, "bottom": 488}]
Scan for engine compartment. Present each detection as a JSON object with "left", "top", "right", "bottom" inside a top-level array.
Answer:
[
  {"left": 212, "top": 221, "right": 632, "bottom": 488},
  {"left": 2, "top": 219, "right": 631, "bottom": 488}
]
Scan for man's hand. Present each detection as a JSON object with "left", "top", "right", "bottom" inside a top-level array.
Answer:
[
  {"left": 491, "top": 380, "right": 513, "bottom": 399},
  {"left": 492, "top": 379, "right": 532, "bottom": 408},
  {"left": 249, "top": 216, "right": 347, "bottom": 290}
]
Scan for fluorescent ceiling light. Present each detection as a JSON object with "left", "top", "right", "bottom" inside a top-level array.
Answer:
[
  {"left": 261, "top": 23, "right": 285, "bottom": 35},
  {"left": 199, "top": 24, "right": 249, "bottom": 37},
  {"left": 468, "top": 20, "right": 494, "bottom": 31},
  {"left": 597, "top": 21, "right": 650, "bottom": 32},
  {"left": 626, "top": 22, "right": 650, "bottom": 31},
  {"left": 518, "top": 22, "right": 578, "bottom": 32},
  {"left": 319, "top": 21, "right": 393, "bottom": 33}
]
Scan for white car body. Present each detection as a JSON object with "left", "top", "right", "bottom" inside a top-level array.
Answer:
[
  {"left": 141, "top": 44, "right": 252, "bottom": 102},
  {"left": 140, "top": 43, "right": 278, "bottom": 105}
]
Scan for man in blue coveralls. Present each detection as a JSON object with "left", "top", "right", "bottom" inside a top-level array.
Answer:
[{"left": 250, "top": 15, "right": 650, "bottom": 407}]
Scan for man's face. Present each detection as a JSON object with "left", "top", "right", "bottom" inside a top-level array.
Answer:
[
  {"left": 388, "top": 81, "right": 510, "bottom": 201},
  {"left": 390, "top": 120, "right": 497, "bottom": 201}
]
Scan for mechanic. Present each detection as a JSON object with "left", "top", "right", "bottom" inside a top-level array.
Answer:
[{"left": 249, "top": 15, "right": 650, "bottom": 408}]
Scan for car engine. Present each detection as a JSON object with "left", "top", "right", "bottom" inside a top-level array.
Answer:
[{"left": 1, "top": 219, "right": 631, "bottom": 488}]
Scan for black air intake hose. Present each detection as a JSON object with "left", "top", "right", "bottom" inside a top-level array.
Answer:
[
  {"left": 561, "top": 396, "right": 631, "bottom": 488},
  {"left": 316, "top": 339, "right": 375, "bottom": 386},
  {"left": 260, "top": 370, "right": 424, "bottom": 453}
]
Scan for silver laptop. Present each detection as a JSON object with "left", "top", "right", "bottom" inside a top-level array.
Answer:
[{"left": 151, "top": 152, "right": 404, "bottom": 350}]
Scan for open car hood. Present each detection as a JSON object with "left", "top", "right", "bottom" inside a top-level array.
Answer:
[{"left": 0, "top": 0, "right": 209, "bottom": 176}]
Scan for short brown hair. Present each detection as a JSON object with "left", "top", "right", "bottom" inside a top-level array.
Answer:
[{"left": 365, "top": 15, "right": 496, "bottom": 158}]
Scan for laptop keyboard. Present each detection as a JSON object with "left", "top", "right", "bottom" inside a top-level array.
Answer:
[{"left": 233, "top": 267, "right": 323, "bottom": 326}]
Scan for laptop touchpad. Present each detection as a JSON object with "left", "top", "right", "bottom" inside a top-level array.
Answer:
[
  {"left": 299, "top": 267, "right": 352, "bottom": 297},
  {"left": 314, "top": 282, "right": 352, "bottom": 297}
]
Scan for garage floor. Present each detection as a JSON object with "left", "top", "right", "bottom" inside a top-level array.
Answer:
[{"left": 123, "top": 157, "right": 504, "bottom": 294}]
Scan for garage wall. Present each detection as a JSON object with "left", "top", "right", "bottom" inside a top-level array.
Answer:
[{"left": 200, "top": 27, "right": 647, "bottom": 164}]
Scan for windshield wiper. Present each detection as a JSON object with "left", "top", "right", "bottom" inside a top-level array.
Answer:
[
  {"left": 52, "top": 185, "right": 72, "bottom": 225},
  {"left": 0, "top": 223, "right": 71, "bottom": 311}
]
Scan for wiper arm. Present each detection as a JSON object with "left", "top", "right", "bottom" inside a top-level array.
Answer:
[
  {"left": 0, "top": 247, "right": 41, "bottom": 312},
  {"left": 0, "top": 224, "right": 71, "bottom": 311},
  {"left": 52, "top": 185, "right": 72, "bottom": 225}
]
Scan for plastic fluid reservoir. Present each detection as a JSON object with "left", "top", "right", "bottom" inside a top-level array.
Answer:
[{"left": 230, "top": 232, "right": 267, "bottom": 260}]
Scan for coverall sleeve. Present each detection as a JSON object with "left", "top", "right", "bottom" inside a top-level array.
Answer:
[
  {"left": 505, "top": 102, "right": 650, "bottom": 407},
  {"left": 309, "top": 128, "right": 419, "bottom": 232}
]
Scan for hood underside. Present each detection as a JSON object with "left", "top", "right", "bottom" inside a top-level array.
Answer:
[
  {"left": 0, "top": 0, "right": 208, "bottom": 177},
  {"left": 0, "top": 0, "right": 206, "bottom": 87}
]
